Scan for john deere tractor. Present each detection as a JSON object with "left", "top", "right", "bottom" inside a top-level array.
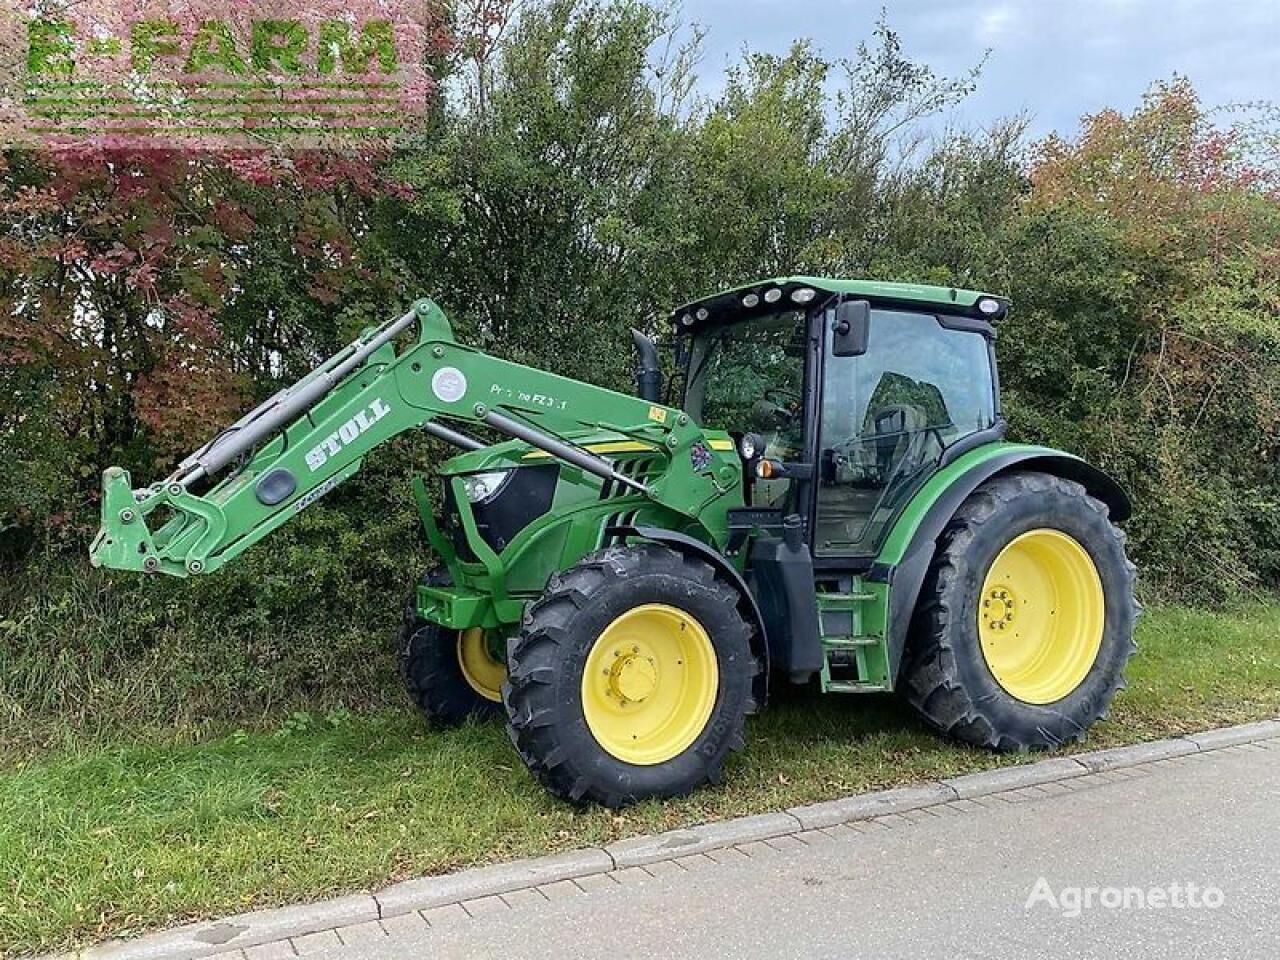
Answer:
[{"left": 90, "top": 278, "right": 1137, "bottom": 807}]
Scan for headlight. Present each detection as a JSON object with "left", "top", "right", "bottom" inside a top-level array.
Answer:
[
  {"left": 739, "top": 432, "right": 763, "bottom": 460},
  {"left": 462, "top": 471, "right": 511, "bottom": 503}
]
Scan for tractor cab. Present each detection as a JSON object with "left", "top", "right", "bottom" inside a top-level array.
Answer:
[{"left": 673, "top": 277, "right": 1008, "bottom": 564}]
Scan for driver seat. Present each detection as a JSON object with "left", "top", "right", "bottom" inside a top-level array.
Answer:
[{"left": 871, "top": 404, "right": 931, "bottom": 478}]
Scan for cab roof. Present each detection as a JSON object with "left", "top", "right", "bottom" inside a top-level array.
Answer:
[{"left": 670, "top": 276, "right": 1008, "bottom": 333}]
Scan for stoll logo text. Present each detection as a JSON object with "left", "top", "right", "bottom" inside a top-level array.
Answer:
[
  {"left": 304, "top": 398, "right": 392, "bottom": 471},
  {"left": 1025, "top": 877, "right": 1225, "bottom": 919}
]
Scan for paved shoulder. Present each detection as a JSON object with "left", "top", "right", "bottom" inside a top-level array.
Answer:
[{"left": 276, "top": 741, "right": 1280, "bottom": 960}]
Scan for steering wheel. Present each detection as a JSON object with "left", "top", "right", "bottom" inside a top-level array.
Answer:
[
  {"left": 762, "top": 387, "right": 802, "bottom": 422},
  {"left": 764, "top": 386, "right": 800, "bottom": 406}
]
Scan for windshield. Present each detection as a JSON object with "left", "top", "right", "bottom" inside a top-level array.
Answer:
[{"left": 681, "top": 310, "right": 807, "bottom": 459}]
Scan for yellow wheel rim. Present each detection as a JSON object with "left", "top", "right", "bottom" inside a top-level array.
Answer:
[
  {"left": 979, "top": 528, "right": 1105, "bottom": 705},
  {"left": 456, "top": 627, "right": 505, "bottom": 702},
  {"left": 581, "top": 604, "right": 719, "bottom": 765}
]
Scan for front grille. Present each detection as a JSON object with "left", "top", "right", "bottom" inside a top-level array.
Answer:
[
  {"left": 599, "top": 457, "right": 656, "bottom": 500},
  {"left": 599, "top": 457, "right": 659, "bottom": 546}
]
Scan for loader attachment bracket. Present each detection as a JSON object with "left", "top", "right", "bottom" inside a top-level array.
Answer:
[{"left": 89, "top": 467, "right": 229, "bottom": 577}]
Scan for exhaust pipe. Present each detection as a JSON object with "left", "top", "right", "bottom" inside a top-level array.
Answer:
[{"left": 630, "top": 328, "right": 662, "bottom": 403}]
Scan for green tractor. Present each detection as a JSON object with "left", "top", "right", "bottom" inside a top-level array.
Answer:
[{"left": 90, "top": 278, "right": 1138, "bottom": 807}]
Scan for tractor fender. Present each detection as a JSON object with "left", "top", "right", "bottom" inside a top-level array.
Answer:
[
  {"left": 624, "top": 524, "right": 771, "bottom": 707},
  {"left": 877, "top": 449, "right": 1132, "bottom": 684}
]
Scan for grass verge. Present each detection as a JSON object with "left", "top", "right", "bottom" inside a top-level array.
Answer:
[{"left": 3, "top": 602, "right": 1279, "bottom": 955}]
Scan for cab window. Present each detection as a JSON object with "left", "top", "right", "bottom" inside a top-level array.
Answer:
[{"left": 683, "top": 310, "right": 807, "bottom": 462}]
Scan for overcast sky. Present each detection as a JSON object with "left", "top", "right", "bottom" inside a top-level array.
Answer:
[{"left": 682, "top": 0, "right": 1278, "bottom": 138}]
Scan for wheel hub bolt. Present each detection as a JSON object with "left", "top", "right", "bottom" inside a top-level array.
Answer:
[{"left": 608, "top": 652, "right": 658, "bottom": 704}]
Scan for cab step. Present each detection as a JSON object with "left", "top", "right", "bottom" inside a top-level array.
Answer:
[
  {"left": 825, "top": 680, "right": 890, "bottom": 693},
  {"left": 816, "top": 591, "right": 876, "bottom": 607},
  {"left": 816, "top": 578, "right": 889, "bottom": 693},
  {"left": 821, "top": 634, "right": 881, "bottom": 650}
]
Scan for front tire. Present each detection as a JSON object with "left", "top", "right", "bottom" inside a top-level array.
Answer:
[
  {"left": 902, "top": 471, "right": 1138, "bottom": 750},
  {"left": 399, "top": 574, "right": 506, "bottom": 725},
  {"left": 504, "top": 544, "right": 758, "bottom": 808}
]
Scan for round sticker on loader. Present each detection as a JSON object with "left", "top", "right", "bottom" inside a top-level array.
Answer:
[{"left": 431, "top": 367, "right": 468, "bottom": 403}]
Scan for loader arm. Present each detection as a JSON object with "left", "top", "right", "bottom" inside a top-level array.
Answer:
[{"left": 89, "top": 298, "right": 739, "bottom": 577}]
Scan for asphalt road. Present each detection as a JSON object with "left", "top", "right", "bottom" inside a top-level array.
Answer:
[{"left": 293, "top": 742, "right": 1280, "bottom": 960}]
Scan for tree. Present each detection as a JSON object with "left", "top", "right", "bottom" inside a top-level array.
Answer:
[{"left": 1007, "top": 80, "right": 1280, "bottom": 595}]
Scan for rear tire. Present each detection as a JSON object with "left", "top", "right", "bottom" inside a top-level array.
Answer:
[
  {"left": 902, "top": 471, "right": 1138, "bottom": 750},
  {"left": 399, "top": 573, "right": 505, "bottom": 725},
  {"left": 504, "top": 544, "right": 758, "bottom": 808}
]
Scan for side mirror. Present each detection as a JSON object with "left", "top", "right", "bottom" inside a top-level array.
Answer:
[{"left": 832, "top": 300, "right": 870, "bottom": 357}]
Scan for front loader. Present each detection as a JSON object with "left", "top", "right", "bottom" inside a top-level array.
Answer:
[{"left": 90, "top": 278, "right": 1138, "bottom": 807}]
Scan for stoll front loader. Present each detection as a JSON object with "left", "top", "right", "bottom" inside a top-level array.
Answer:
[{"left": 90, "top": 278, "right": 1138, "bottom": 807}]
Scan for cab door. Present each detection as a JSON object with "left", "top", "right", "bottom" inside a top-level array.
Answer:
[{"left": 812, "top": 307, "right": 998, "bottom": 559}]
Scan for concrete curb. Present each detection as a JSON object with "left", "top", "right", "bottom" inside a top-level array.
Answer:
[
  {"left": 788, "top": 782, "right": 957, "bottom": 830},
  {"left": 1074, "top": 736, "right": 1201, "bottom": 771},
  {"left": 605, "top": 811, "right": 802, "bottom": 867},
  {"left": 942, "top": 756, "right": 1087, "bottom": 799},
  {"left": 374, "top": 848, "right": 613, "bottom": 918},
  {"left": 1184, "top": 718, "right": 1280, "bottom": 750},
  {"left": 69, "top": 717, "right": 1280, "bottom": 960},
  {"left": 81, "top": 897, "right": 379, "bottom": 960}
]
